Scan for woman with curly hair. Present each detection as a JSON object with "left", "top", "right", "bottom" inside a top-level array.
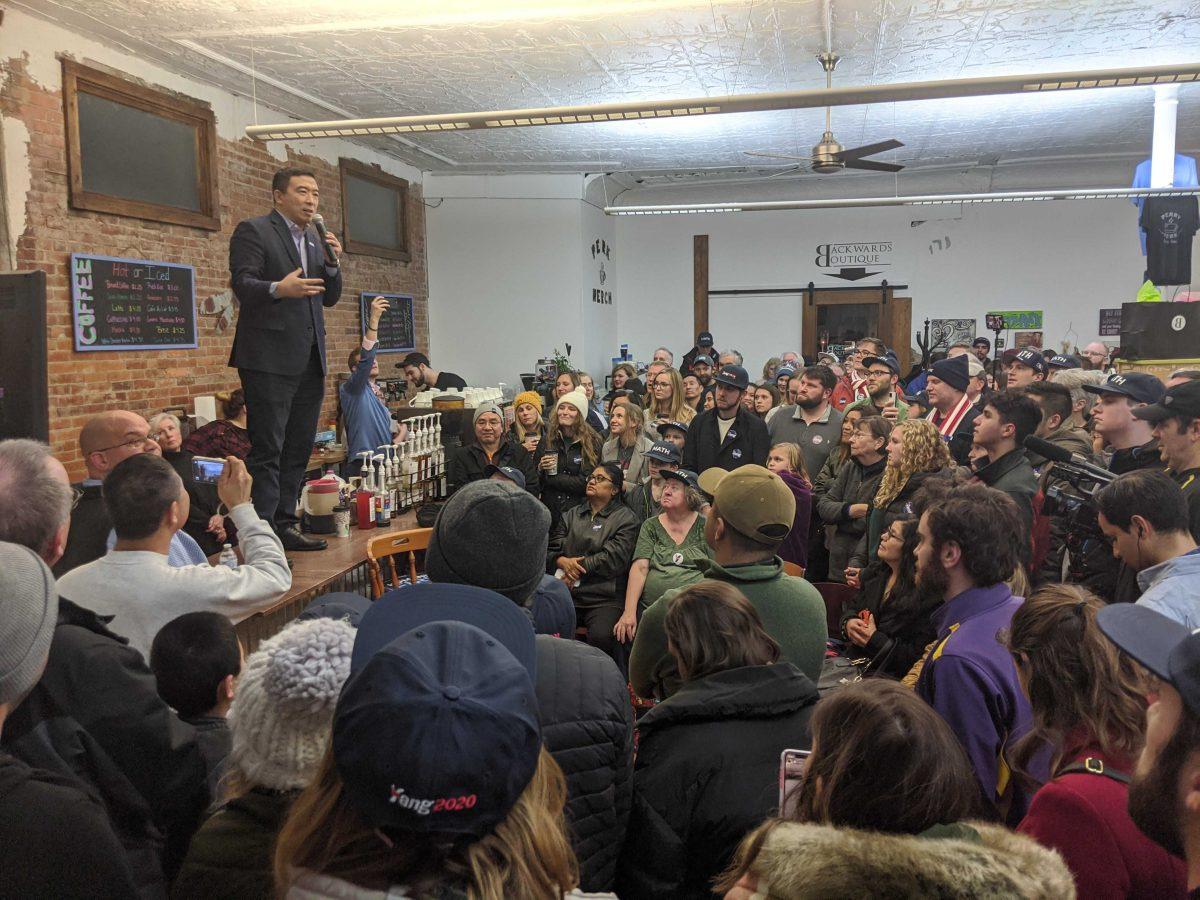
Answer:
[
  {"left": 645, "top": 367, "right": 696, "bottom": 439},
  {"left": 847, "top": 418, "right": 954, "bottom": 579}
]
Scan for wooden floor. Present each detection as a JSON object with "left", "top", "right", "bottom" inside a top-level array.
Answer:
[{"left": 232, "top": 510, "right": 418, "bottom": 651}]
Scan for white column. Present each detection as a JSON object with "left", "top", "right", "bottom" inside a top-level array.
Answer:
[{"left": 1151, "top": 84, "right": 1180, "bottom": 188}]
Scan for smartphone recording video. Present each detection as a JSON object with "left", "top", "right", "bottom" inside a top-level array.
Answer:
[
  {"left": 778, "top": 748, "right": 811, "bottom": 815},
  {"left": 192, "top": 456, "right": 226, "bottom": 484}
]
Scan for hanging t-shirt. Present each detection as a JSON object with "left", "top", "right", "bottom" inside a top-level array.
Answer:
[
  {"left": 1131, "top": 155, "right": 1199, "bottom": 254},
  {"left": 1140, "top": 196, "right": 1200, "bottom": 285}
]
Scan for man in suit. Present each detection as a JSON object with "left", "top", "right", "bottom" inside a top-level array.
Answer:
[{"left": 229, "top": 167, "right": 342, "bottom": 551}]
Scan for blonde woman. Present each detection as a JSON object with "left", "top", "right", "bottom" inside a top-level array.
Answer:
[
  {"left": 645, "top": 368, "right": 696, "bottom": 439},
  {"left": 602, "top": 399, "right": 653, "bottom": 488},
  {"left": 509, "top": 390, "right": 546, "bottom": 454},
  {"left": 846, "top": 418, "right": 954, "bottom": 580},
  {"left": 535, "top": 389, "right": 603, "bottom": 530}
]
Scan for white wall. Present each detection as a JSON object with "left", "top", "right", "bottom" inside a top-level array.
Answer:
[{"left": 617, "top": 199, "right": 1155, "bottom": 370}]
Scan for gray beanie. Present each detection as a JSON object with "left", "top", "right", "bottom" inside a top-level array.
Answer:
[
  {"left": 0, "top": 542, "right": 58, "bottom": 706},
  {"left": 426, "top": 480, "right": 550, "bottom": 605},
  {"left": 226, "top": 617, "right": 355, "bottom": 791},
  {"left": 472, "top": 403, "right": 504, "bottom": 426}
]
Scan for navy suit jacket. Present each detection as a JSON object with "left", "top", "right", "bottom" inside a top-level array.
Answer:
[{"left": 228, "top": 209, "right": 342, "bottom": 376}]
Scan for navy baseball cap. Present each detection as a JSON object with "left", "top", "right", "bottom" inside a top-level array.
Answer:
[
  {"left": 1098, "top": 604, "right": 1200, "bottom": 717},
  {"left": 659, "top": 468, "right": 700, "bottom": 491},
  {"left": 643, "top": 441, "right": 682, "bottom": 464},
  {"left": 1047, "top": 354, "right": 1081, "bottom": 370},
  {"left": 333, "top": 621, "right": 541, "bottom": 836},
  {"left": 297, "top": 592, "right": 372, "bottom": 627},
  {"left": 1133, "top": 379, "right": 1200, "bottom": 423},
  {"left": 656, "top": 420, "right": 689, "bottom": 437},
  {"left": 351, "top": 582, "right": 535, "bottom": 677},
  {"left": 697, "top": 331, "right": 714, "bottom": 347},
  {"left": 1082, "top": 372, "right": 1166, "bottom": 404},
  {"left": 972, "top": 336, "right": 991, "bottom": 349},
  {"left": 714, "top": 365, "right": 750, "bottom": 391},
  {"left": 863, "top": 354, "right": 900, "bottom": 375},
  {"left": 692, "top": 354, "right": 714, "bottom": 368},
  {"left": 1009, "top": 349, "right": 1048, "bottom": 375},
  {"left": 484, "top": 464, "right": 526, "bottom": 490}
]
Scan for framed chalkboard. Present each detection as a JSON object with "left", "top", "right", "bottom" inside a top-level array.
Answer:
[
  {"left": 360, "top": 292, "right": 415, "bottom": 353},
  {"left": 71, "top": 253, "right": 197, "bottom": 351}
]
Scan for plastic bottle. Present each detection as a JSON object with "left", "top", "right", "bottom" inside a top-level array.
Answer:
[{"left": 219, "top": 543, "right": 238, "bottom": 569}]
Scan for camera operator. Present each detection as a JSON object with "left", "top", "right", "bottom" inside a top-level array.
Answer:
[
  {"left": 1096, "top": 470, "right": 1200, "bottom": 628},
  {"left": 1043, "top": 373, "right": 1165, "bottom": 600},
  {"left": 1132, "top": 380, "right": 1200, "bottom": 541}
]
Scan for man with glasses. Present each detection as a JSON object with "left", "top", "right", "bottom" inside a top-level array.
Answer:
[
  {"left": 54, "top": 411, "right": 207, "bottom": 576},
  {"left": 1081, "top": 341, "right": 1112, "bottom": 373},
  {"left": 845, "top": 354, "right": 908, "bottom": 422}
]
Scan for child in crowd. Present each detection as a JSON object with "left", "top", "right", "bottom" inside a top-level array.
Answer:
[
  {"left": 765, "top": 442, "right": 813, "bottom": 570},
  {"left": 150, "top": 611, "right": 243, "bottom": 801}
]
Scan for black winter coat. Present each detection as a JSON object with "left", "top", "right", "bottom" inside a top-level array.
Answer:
[
  {"left": 534, "top": 635, "right": 634, "bottom": 892},
  {"left": 849, "top": 467, "right": 955, "bottom": 569},
  {"left": 1, "top": 599, "right": 208, "bottom": 896},
  {"left": 446, "top": 440, "right": 540, "bottom": 497},
  {"left": 548, "top": 498, "right": 641, "bottom": 608},
  {"left": 682, "top": 406, "right": 771, "bottom": 474},
  {"left": 616, "top": 663, "right": 819, "bottom": 899},
  {"left": 838, "top": 564, "right": 943, "bottom": 679},
  {"left": 535, "top": 434, "right": 596, "bottom": 530},
  {"left": 973, "top": 448, "right": 1038, "bottom": 533},
  {"left": 817, "top": 456, "right": 886, "bottom": 580}
]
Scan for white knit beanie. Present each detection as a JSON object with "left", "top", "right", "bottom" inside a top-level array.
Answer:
[
  {"left": 554, "top": 389, "right": 589, "bottom": 419},
  {"left": 227, "top": 617, "right": 355, "bottom": 791}
]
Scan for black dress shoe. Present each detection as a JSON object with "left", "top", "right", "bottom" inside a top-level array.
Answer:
[{"left": 277, "top": 525, "right": 327, "bottom": 551}]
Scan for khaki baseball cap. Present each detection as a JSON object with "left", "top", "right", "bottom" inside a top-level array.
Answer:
[{"left": 697, "top": 464, "right": 795, "bottom": 546}]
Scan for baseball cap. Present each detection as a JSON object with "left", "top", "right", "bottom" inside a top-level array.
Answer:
[
  {"left": 643, "top": 441, "right": 682, "bottom": 464},
  {"left": 1047, "top": 354, "right": 1081, "bottom": 370},
  {"left": 1009, "top": 349, "right": 1048, "bottom": 375},
  {"left": 351, "top": 582, "right": 536, "bottom": 676},
  {"left": 484, "top": 464, "right": 527, "bottom": 490},
  {"left": 1132, "top": 379, "right": 1200, "bottom": 423},
  {"left": 863, "top": 355, "right": 899, "bottom": 375},
  {"left": 1098, "top": 604, "right": 1200, "bottom": 717},
  {"left": 697, "top": 331, "right": 714, "bottom": 347},
  {"left": 656, "top": 420, "right": 689, "bottom": 437},
  {"left": 972, "top": 336, "right": 991, "bottom": 348},
  {"left": 692, "top": 354, "right": 714, "bottom": 368},
  {"left": 333, "top": 621, "right": 540, "bottom": 836},
  {"left": 659, "top": 468, "right": 700, "bottom": 491},
  {"left": 297, "top": 592, "right": 372, "bottom": 627},
  {"left": 697, "top": 464, "right": 795, "bottom": 546},
  {"left": 714, "top": 365, "right": 750, "bottom": 391},
  {"left": 966, "top": 355, "right": 985, "bottom": 379},
  {"left": 775, "top": 365, "right": 796, "bottom": 379},
  {"left": 1082, "top": 372, "right": 1166, "bottom": 404}
]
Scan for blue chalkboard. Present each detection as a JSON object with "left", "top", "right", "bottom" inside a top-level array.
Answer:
[
  {"left": 360, "top": 291, "right": 415, "bottom": 353},
  {"left": 71, "top": 253, "right": 197, "bottom": 351}
]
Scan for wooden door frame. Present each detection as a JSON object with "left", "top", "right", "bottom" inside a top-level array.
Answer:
[{"left": 803, "top": 288, "right": 911, "bottom": 373}]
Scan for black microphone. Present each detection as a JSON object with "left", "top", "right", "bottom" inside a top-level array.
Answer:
[
  {"left": 1023, "top": 435, "right": 1114, "bottom": 483},
  {"left": 311, "top": 213, "right": 339, "bottom": 267}
]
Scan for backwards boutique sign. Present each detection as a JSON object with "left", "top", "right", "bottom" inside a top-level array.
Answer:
[{"left": 815, "top": 240, "right": 893, "bottom": 281}]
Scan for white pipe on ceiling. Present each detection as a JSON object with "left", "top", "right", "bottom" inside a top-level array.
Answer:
[{"left": 1151, "top": 84, "right": 1181, "bottom": 188}]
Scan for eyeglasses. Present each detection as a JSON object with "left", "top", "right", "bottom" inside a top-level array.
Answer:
[
  {"left": 586, "top": 474, "right": 612, "bottom": 484},
  {"left": 71, "top": 487, "right": 84, "bottom": 510},
  {"left": 867, "top": 369, "right": 893, "bottom": 378},
  {"left": 91, "top": 433, "right": 156, "bottom": 455}
]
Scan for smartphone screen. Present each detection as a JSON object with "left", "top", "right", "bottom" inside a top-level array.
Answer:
[
  {"left": 192, "top": 456, "right": 226, "bottom": 484},
  {"left": 778, "top": 748, "right": 811, "bottom": 815}
]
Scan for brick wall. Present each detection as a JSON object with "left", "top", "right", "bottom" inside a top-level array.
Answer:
[{"left": 1, "top": 57, "right": 428, "bottom": 480}]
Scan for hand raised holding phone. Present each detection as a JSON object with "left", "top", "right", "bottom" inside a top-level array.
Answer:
[{"left": 217, "top": 457, "right": 253, "bottom": 510}]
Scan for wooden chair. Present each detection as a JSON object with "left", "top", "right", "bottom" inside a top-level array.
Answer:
[
  {"left": 811, "top": 581, "right": 858, "bottom": 640},
  {"left": 782, "top": 561, "right": 806, "bottom": 578},
  {"left": 366, "top": 527, "right": 433, "bottom": 599}
]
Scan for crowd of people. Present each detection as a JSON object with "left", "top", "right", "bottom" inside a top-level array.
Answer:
[{"left": 2, "top": 320, "right": 1200, "bottom": 899}]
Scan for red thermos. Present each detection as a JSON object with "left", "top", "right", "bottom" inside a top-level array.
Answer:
[{"left": 356, "top": 490, "right": 376, "bottom": 530}]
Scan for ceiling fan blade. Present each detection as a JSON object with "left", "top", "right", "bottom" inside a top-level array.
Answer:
[
  {"left": 744, "top": 150, "right": 816, "bottom": 161},
  {"left": 843, "top": 158, "right": 905, "bottom": 173},
  {"left": 837, "top": 138, "right": 904, "bottom": 160}
]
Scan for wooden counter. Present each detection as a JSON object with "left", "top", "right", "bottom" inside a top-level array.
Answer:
[{"left": 232, "top": 510, "right": 418, "bottom": 651}]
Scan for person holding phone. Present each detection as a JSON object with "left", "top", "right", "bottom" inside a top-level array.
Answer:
[
  {"left": 150, "top": 412, "right": 227, "bottom": 556},
  {"left": 341, "top": 295, "right": 408, "bottom": 475},
  {"left": 617, "top": 580, "right": 818, "bottom": 899}
]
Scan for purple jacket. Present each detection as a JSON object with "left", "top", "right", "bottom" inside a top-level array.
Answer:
[
  {"left": 917, "top": 583, "right": 1035, "bottom": 822},
  {"left": 777, "top": 470, "right": 813, "bottom": 568}
]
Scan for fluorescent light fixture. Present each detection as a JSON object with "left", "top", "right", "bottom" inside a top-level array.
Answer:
[
  {"left": 245, "top": 62, "right": 1200, "bottom": 142},
  {"left": 603, "top": 186, "right": 1200, "bottom": 216}
]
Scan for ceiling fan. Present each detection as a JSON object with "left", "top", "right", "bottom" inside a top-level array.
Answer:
[{"left": 746, "top": 52, "right": 905, "bottom": 177}]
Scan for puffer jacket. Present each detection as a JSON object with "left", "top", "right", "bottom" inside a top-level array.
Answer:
[
  {"left": 817, "top": 456, "right": 886, "bottom": 580},
  {"left": 732, "top": 819, "right": 1075, "bottom": 899},
  {"left": 535, "top": 435, "right": 596, "bottom": 530},
  {"left": 616, "top": 664, "right": 819, "bottom": 899},
  {"left": 548, "top": 498, "right": 640, "bottom": 609},
  {"left": 534, "top": 635, "right": 634, "bottom": 892}
]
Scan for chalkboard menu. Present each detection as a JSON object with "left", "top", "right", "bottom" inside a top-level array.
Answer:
[
  {"left": 71, "top": 253, "right": 197, "bottom": 351},
  {"left": 1099, "top": 307, "right": 1122, "bottom": 337},
  {"left": 360, "top": 291, "right": 415, "bottom": 353}
]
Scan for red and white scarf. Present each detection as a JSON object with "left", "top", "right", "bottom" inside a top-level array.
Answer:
[{"left": 931, "top": 393, "right": 973, "bottom": 440}]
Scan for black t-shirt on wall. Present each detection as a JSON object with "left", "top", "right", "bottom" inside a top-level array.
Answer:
[
  {"left": 1140, "top": 195, "right": 1199, "bottom": 285},
  {"left": 434, "top": 371, "right": 468, "bottom": 391}
]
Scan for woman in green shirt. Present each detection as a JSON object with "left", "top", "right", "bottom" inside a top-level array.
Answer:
[{"left": 615, "top": 468, "right": 712, "bottom": 645}]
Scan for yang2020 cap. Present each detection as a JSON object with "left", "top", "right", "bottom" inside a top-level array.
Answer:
[{"left": 714, "top": 365, "right": 750, "bottom": 391}]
